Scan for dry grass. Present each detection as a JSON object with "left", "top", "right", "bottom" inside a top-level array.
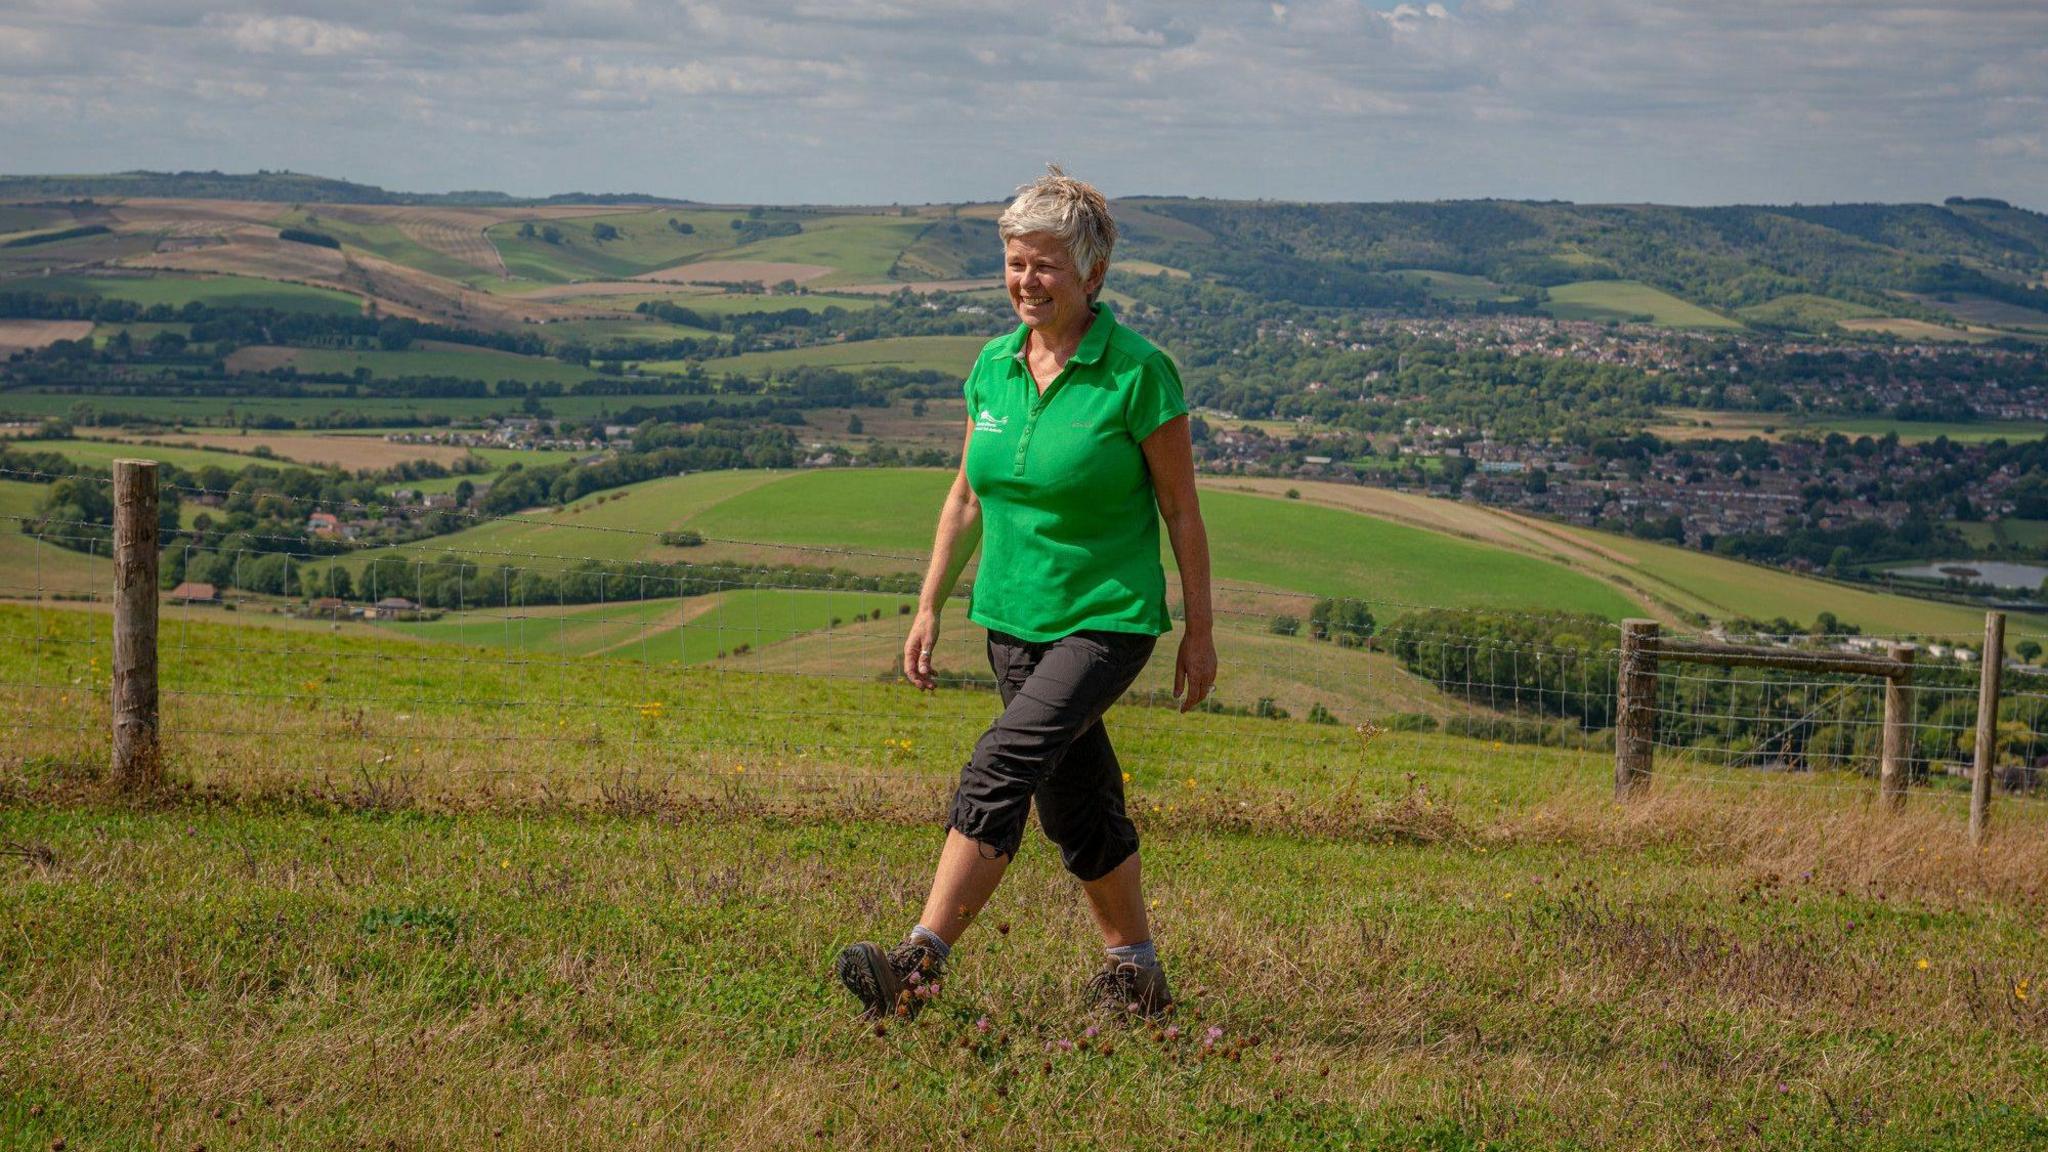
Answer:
[
  {"left": 633, "top": 259, "right": 836, "bottom": 285},
  {"left": 0, "top": 318, "right": 93, "bottom": 355},
  {"left": 78, "top": 428, "right": 477, "bottom": 471},
  {"left": 4, "top": 772, "right": 2046, "bottom": 1150}
]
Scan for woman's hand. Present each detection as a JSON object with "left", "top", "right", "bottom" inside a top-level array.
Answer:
[
  {"left": 904, "top": 610, "right": 941, "bottom": 691},
  {"left": 1174, "top": 631, "right": 1218, "bottom": 714}
]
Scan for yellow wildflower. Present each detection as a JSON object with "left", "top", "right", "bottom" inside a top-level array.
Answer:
[{"left": 1916, "top": 958, "right": 1931, "bottom": 971}]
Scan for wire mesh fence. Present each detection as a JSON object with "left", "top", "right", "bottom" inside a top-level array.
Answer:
[{"left": 5, "top": 463, "right": 2047, "bottom": 827}]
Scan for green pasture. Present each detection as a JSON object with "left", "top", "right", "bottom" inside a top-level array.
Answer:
[
  {"left": 1392, "top": 268, "right": 1518, "bottom": 303},
  {"left": 27, "top": 437, "right": 277, "bottom": 475},
  {"left": 484, "top": 209, "right": 746, "bottom": 284},
  {"left": 1812, "top": 417, "right": 2048, "bottom": 444},
  {"left": 1736, "top": 293, "right": 1884, "bottom": 330},
  {"left": 376, "top": 589, "right": 913, "bottom": 665},
  {"left": 614, "top": 469, "right": 1637, "bottom": 617},
  {"left": 277, "top": 344, "right": 600, "bottom": 386},
  {"left": 714, "top": 214, "right": 931, "bottom": 285},
  {"left": 538, "top": 318, "right": 722, "bottom": 349},
  {"left": 0, "top": 480, "right": 107, "bottom": 598},
  {"left": 0, "top": 389, "right": 681, "bottom": 427},
  {"left": 272, "top": 209, "right": 484, "bottom": 284},
  {"left": 649, "top": 335, "right": 988, "bottom": 378},
  {"left": 322, "top": 470, "right": 793, "bottom": 577},
  {"left": 1543, "top": 280, "right": 1743, "bottom": 329},
  {"left": 1544, "top": 520, "right": 2047, "bottom": 644},
  {"left": 653, "top": 291, "right": 887, "bottom": 318},
  {"left": 28, "top": 273, "right": 362, "bottom": 316},
  {"left": 1960, "top": 520, "right": 2048, "bottom": 550}
]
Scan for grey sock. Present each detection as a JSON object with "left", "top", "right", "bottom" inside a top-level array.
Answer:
[
  {"left": 909, "top": 924, "right": 952, "bottom": 961},
  {"left": 1107, "top": 939, "right": 1159, "bottom": 969}
]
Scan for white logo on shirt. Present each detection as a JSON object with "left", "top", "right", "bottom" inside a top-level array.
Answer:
[{"left": 974, "top": 408, "right": 1009, "bottom": 434}]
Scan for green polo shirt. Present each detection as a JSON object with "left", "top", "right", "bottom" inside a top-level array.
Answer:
[{"left": 962, "top": 303, "right": 1188, "bottom": 642}]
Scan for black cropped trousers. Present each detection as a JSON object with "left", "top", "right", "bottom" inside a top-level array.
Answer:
[{"left": 945, "top": 627, "right": 1156, "bottom": 882}]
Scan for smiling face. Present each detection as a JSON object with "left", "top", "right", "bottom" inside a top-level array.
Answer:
[{"left": 1004, "top": 232, "right": 1104, "bottom": 341}]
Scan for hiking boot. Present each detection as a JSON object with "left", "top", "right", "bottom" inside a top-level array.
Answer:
[
  {"left": 1086, "top": 957, "right": 1173, "bottom": 1018},
  {"left": 835, "top": 936, "right": 946, "bottom": 1021}
]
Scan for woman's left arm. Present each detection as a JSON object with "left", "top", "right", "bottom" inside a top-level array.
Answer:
[{"left": 1141, "top": 414, "right": 1217, "bottom": 713}]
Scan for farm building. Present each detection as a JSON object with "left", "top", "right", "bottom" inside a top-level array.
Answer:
[
  {"left": 168, "top": 582, "right": 218, "bottom": 605},
  {"left": 367, "top": 596, "right": 420, "bottom": 620}
]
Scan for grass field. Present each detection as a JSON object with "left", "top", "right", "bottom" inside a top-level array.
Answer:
[
  {"left": 0, "top": 480, "right": 107, "bottom": 598},
  {"left": 1393, "top": 268, "right": 1518, "bottom": 303},
  {"left": 484, "top": 209, "right": 740, "bottom": 284},
  {"left": 30, "top": 436, "right": 279, "bottom": 475},
  {"left": 1916, "top": 294, "right": 2048, "bottom": 332},
  {"left": 381, "top": 588, "right": 918, "bottom": 665},
  {"left": 7, "top": 598, "right": 2048, "bottom": 1148},
  {"left": 1649, "top": 409, "right": 2048, "bottom": 445},
  {"left": 712, "top": 215, "right": 931, "bottom": 286},
  {"left": 1735, "top": 293, "right": 1885, "bottom": 330},
  {"left": 0, "top": 389, "right": 695, "bottom": 427},
  {"left": 647, "top": 335, "right": 989, "bottom": 378},
  {"left": 1837, "top": 317, "right": 1997, "bottom": 343},
  {"left": 1543, "top": 280, "right": 1744, "bottom": 329},
  {"left": 28, "top": 273, "right": 362, "bottom": 315},
  {"left": 273, "top": 208, "right": 486, "bottom": 285},
  {"left": 1960, "top": 519, "right": 2048, "bottom": 550},
  {"left": 648, "top": 291, "right": 887, "bottom": 318},
  {"left": 263, "top": 342, "right": 601, "bottom": 386}
]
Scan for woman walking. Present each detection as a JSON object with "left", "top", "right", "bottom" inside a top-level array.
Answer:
[{"left": 836, "top": 168, "right": 1216, "bottom": 1022}]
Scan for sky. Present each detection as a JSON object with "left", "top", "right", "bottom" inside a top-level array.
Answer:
[{"left": 1, "top": 1, "right": 2044, "bottom": 208}]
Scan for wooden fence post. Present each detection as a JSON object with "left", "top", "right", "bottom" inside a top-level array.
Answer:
[
  {"left": 1972, "top": 613, "right": 2006, "bottom": 845},
  {"left": 1616, "top": 619, "right": 1659, "bottom": 800},
  {"left": 112, "top": 458, "right": 161, "bottom": 794},
  {"left": 1879, "top": 644, "right": 1916, "bottom": 811}
]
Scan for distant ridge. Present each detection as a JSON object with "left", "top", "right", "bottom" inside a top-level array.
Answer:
[{"left": 0, "top": 169, "right": 692, "bottom": 207}]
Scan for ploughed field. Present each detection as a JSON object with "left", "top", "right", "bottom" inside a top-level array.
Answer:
[{"left": 6, "top": 595, "right": 2048, "bottom": 1150}]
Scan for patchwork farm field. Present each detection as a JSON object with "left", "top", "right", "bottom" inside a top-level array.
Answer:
[
  {"left": 32, "top": 272, "right": 363, "bottom": 315},
  {"left": 7, "top": 599, "right": 2048, "bottom": 1149},
  {"left": 649, "top": 335, "right": 990, "bottom": 378},
  {"left": 246, "top": 342, "right": 602, "bottom": 386},
  {"left": 0, "top": 389, "right": 695, "bottom": 426}
]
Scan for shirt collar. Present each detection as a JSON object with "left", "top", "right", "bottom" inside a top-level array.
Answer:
[{"left": 1008, "top": 302, "right": 1117, "bottom": 366}]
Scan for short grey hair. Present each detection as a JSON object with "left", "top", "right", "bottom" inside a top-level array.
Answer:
[{"left": 997, "top": 164, "right": 1117, "bottom": 283}]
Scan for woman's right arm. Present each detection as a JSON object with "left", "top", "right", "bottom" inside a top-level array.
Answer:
[{"left": 904, "top": 419, "right": 982, "bottom": 690}]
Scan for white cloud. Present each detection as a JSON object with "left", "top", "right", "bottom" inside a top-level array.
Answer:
[
  {"left": 0, "top": 1, "right": 2039, "bottom": 207},
  {"left": 218, "top": 14, "right": 378, "bottom": 57}
]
